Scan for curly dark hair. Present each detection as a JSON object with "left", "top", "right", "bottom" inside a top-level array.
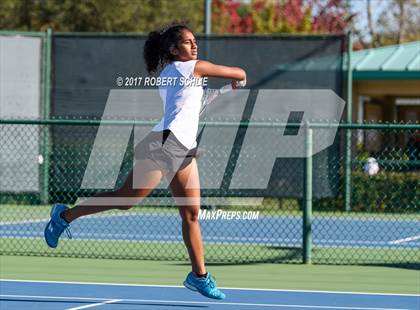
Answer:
[{"left": 143, "top": 22, "right": 192, "bottom": 74}]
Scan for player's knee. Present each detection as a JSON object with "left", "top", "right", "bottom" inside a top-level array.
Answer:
[{"left": 181, "top": 209, "right": 200, "bottom": 223}]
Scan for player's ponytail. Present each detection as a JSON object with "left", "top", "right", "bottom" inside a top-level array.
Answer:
[{"left": 143, "top": 22, "right": 191, "bottom": 74}]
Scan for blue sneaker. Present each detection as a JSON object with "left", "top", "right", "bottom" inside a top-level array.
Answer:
[
  {"left": 44, "top": 204, "right": 72, "bottom": 248},
  {"left": 183, "top": 272, "right": 226, "bottom": 300}
]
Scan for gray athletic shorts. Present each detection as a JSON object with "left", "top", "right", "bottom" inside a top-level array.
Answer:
[{"left": 134, "top": 130, "right": 198, "bottom": 173}]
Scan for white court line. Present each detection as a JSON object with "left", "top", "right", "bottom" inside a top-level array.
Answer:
[
  {"left": 0, "top": 294, "right": 411, "bottom": 310},
  {"left": 0, "top": 218, "right": 48, "bottom": 225},
  {"left": 0, "top": 212, "right": 174, "bottom": 226},
  {"left": 66, "top": 299, "right": 121, "bottom": 310},
  {"left": 2, "top": 235, "right": 419, "bottom": 250},
  {"left": 2, "top": 230, "right": 420, "bottom": 247},
  {"left": 1, "top": 279, "right": 419, "bottom": 297},
  {"left": 0, "top": 294, "right": 108, "bottom": 301},
  {"left": 389, "top": 235, "right": 420, "bottom": 244},
  {"left": 0, "top": 212, "right": 155, "bottom": 226}
]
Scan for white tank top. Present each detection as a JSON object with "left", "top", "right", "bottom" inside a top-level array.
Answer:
[{"left": 152, "top": 60, "right": 204, "bottom": 149}]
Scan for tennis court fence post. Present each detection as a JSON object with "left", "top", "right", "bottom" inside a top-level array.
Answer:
[
  {"left": 204, "top": 0, "right": 212, "bottom": 35},
  {"left": 303, "top": 124, "right": 313, "bottom": 264},
  {"left": 203, "top": 0, "right": 212, "bottom": 62},
  {"left": 344, "top": 31, "right": 353, "bottom": 212},
  {"left": 41, "top": 28, "right": 52, "bottom": 204}
]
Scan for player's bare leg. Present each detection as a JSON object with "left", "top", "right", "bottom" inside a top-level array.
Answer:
[
  {"left": 168, "top": 158, "right": 205, "bottom": 275},
  {"left": 61, "top": 159, "right": 163, "bottom": 222}
]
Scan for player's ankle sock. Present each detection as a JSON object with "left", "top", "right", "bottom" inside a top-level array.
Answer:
[
  {"left": 60, "top": 212, "right": 70, "bottom": 224},
  {"left": 194, "top": 272, "right": 207, "bottom": 278}
]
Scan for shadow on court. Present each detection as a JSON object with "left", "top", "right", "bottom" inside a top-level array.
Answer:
[
  {"left": 172, "top": 246, "right": 302, "bottom": 266},
  {"left": 362, "top": 262, "right": 420, "bottom": 271}
]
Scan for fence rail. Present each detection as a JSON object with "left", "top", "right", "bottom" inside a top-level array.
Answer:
[{"left": 1, "top": 118, "right": 419, "bottom": 129}]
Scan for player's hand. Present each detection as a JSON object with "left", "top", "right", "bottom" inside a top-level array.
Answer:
[{"left": 231, "top": 78, "right": 246, "bottom": 89}]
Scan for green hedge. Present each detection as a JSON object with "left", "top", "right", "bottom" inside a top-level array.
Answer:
[
  {"left": 314, "top": 171, "right": 419, "bottom": 213},
  {"left": 351, "top": 171, "right": 419, "bottom": 213}
]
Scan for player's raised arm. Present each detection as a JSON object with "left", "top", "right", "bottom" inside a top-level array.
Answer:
[{"left": 194, "top": 60, "right": 246, "bottom": 88}]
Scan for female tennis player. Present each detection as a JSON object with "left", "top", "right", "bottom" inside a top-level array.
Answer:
[{"left": 44, "top": 22, "right": 246, "bottom": 300}]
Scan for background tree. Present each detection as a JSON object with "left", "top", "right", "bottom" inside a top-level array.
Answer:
[
  {"left": 1, "top": 0, "right": 418, "bottom": 50},
  {"left": 0, "top": 0, "right": 204, "bottom": 32},
  {"left": 0, "top": 0, "right": 352, "bottom": 34},
  {"left": 351, "top": 0, "right": 420, "bottom": 49},
  {"left": 212, "top": 0, "right": 352, "bottom": 34}
]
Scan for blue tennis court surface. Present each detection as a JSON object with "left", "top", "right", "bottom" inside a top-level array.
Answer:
[
  {"left": 1, "top": 280, "right": 418, "bottom": 310},
  {"left": 1, "top": 214, "right": 419, "bottom": 248}
]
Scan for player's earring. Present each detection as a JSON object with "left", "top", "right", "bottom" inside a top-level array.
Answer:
[{"left": 170, "top": 46, "right": 178, "bottom": 56}]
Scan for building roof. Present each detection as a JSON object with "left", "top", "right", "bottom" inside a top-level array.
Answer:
[
  {"left": 275, "top": 41, "right": 420, "bottom": 80},
  {"left": 351, "top": 41, "right": 420, "bottom": 80}
]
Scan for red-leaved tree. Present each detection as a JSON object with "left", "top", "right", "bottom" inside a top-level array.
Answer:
[{"left": 212, "top": 0, "right": 350, "bottom": 34}]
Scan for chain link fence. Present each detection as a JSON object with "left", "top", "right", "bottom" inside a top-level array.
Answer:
[{"left": 1, "top": 119, "right": 418, "bottom": 267}]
